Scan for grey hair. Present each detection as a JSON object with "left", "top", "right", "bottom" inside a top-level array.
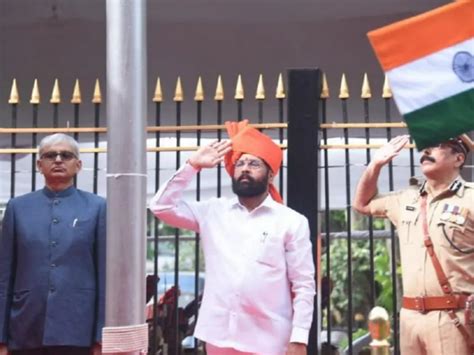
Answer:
[{"left": 39, "top": 133, "right": 80, "bottom": 158}]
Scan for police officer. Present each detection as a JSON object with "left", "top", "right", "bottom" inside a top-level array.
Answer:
[{"left": 353, "top": 135, "right": 473, "bottom": 354}]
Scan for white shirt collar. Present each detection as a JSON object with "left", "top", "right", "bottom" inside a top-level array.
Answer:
[{"left": 230, "top": 193, "right": 276, "bottom": 212}]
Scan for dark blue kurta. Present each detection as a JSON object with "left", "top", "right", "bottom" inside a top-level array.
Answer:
[{"left": 0, "top": 186, "right": 106, "bottom": 350}]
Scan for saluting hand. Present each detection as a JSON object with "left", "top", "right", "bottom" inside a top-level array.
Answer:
[
  {"left": 372, "top": 135, "right": 410, "bottom": 167},
  {"left": 188, "top": 140, "right": 232, "bottom": 169}
]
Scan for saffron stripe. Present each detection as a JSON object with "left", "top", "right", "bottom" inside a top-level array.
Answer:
[
  {"left": 368, "top": 0, "right": 474, "bottom": 71},
  {"left": 387, "top": 38, "right": 474, "bottom": 114}
]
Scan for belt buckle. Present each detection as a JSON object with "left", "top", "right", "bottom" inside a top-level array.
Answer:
[{"left": 415, "top": 296, "right": 427, "bottom": 313}]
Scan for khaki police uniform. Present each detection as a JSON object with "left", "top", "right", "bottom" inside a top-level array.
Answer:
[{"left": 369, "top": 178, "right": 474, "bottom": 355}]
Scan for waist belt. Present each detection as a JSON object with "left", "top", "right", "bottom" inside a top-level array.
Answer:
[{"left": 402, "top": 295, "right": 468, "bottom": 313}]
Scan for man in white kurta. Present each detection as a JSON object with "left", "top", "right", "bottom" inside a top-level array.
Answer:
[{"left": 149, "top": 121, "right": 315, "bottom": 355}]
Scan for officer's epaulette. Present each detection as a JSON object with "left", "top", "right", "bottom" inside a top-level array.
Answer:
[
  {"left": 448, "top": 179, "right": 463, "bottom": 193},
  {"left": 464, "top": 181, "right": 474, "bottom": 189},
  {"left": 409, "top": 176, "right": 424, "bottom": 187}
]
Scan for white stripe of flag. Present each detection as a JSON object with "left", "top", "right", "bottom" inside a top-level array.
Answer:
[{"left": 387, "top": 38, "right": 474, "bottom": 115}]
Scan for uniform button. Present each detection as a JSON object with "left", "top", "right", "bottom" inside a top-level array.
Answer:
[
  {"left": 52, "top": 218, "right": 59, "bottom": 224},
  {"left": 51, "top": 241, "right": 57, "bottom": 247},
  {"left": 51, "top": 263, "right": 56, "bottom": 268},
  {"left": 53, "top": 199, "right": 60, "bottom": 205}
]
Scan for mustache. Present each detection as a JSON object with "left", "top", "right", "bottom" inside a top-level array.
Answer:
[
  {"left": 238, "top": 174, "right": 255, "bottom": 182},
  {"left": 420, "top": 155, "right": 436, "bottom": 164}
]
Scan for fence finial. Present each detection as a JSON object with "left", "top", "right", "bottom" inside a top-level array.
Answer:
[
  {"left": 382, "top": 75, "right": 392, "bottom": 98},
  {"left": 368, "top": 306, "right": 391, "bottom": 355},
  {"left": 234, "top": 74, "right": 244, "bottom": 100},
  {"left": 30, "top": 79, "right": 41, "bottom": 104},
  {"left": 214, "top": 75, "right": 224, "bottom": 101},
  {"left": 174, "top": 77, "right": 184, "bottom": 102},
  {"left": 321, "top": 73, "right": 330, "bottom": 99},
  {"left": 92, "top": 79, "right": 102, "bottom": 103},
  {"left": 339, "top": 73, "right": 350, "bottom": 99},
  {"left": 194, "top": 76, "right": 204, "bottom": 102},
  {"left": 255, "top": 74, "right": 265, "bottom": 100},
  {"left": 8, "top": 79, "right": 20, "bottom": 104},
  {"left": 361, "top": 73, "right": 372, "bottom": 99},
  {"left": 50, "top": 78, "right": 61, "bottom": 104},
  {"left": 153, "top": 77, "right": 163, "bottom": 102},
  {"left": 71, "top": 79, "right": 82, "bottom": 104},
  {"left": 276, "top": 73, "right": 285, "bottom": 99}
]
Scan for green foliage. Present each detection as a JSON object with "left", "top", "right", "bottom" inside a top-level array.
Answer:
[
  {"left": 339, "top": 328, "right": 369, "bottom": 351},
  {"left": 372, "top": 217, "right": 386, "bottom": 230},
  {"left": 321, "top": 209, "right": 347, "bottom": 232},
  {"left": 322, "top": 238, "right": 394, "bottom": 327},
  {"left": 321, "top": 208, "right": 399, "bottom": 330},
  {"left": 146, "top": 218, "right": 205, "bottom": 272},
  {"left": 351, "top": 209, "right": 386, "bottom": 231},
  {"left": 177, "top": 240, "right": 205, "bottom": 271},
  {"left": 373, "top": 246, "right": 394, "bottom": 314},
  {"left": 147, "top": 210, "right": 181, "bottom": 236}
]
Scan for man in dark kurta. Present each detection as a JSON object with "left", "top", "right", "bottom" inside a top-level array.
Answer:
[{"left": 0, "top": 134, "right": 106, "bottom": 355}]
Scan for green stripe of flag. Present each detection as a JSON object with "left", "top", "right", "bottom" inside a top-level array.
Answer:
[{"left": 405, "top": 88, "right": 474, "bottom": 150}]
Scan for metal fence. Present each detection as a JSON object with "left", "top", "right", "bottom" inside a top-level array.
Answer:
[{"left": 1, "top": 70, "right": 471, "bottom": 355}]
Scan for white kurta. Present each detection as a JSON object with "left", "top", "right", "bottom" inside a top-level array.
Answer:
[{"left": 149, "top": 163, "right": 315, "bottom": 354}]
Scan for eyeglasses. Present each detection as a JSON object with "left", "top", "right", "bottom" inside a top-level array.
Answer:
[
  {"left": 40, "top": 151, "right": 78, "bottom": 161},
  {"left": 234, "top": 159, "right": 265, "bottom": 170}
]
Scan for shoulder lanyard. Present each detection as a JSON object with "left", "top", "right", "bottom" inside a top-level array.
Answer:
[{"left": 420, "top": 194, "right": 474, "bottom": 351}]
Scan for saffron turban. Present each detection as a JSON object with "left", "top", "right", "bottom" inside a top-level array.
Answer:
[{"left": 224, "top": 119, "right": 283, "bottom": 203}]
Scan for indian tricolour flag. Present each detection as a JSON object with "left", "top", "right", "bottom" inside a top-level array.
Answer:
[{"left": 368, "top": 0, "right": 474, "bottom": 150}]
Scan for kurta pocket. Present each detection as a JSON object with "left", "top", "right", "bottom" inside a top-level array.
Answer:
[{"left": 255, "top": 238, "right": 282, "bottom": 268}]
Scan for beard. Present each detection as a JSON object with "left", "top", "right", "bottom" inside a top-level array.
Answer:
[{"left": 232, "top": 172, "right": 269, "bottom": 197}]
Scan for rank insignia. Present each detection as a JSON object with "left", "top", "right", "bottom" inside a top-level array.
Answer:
[{"left": 441, "top": 203, "right": 468, "bottom": 225}]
